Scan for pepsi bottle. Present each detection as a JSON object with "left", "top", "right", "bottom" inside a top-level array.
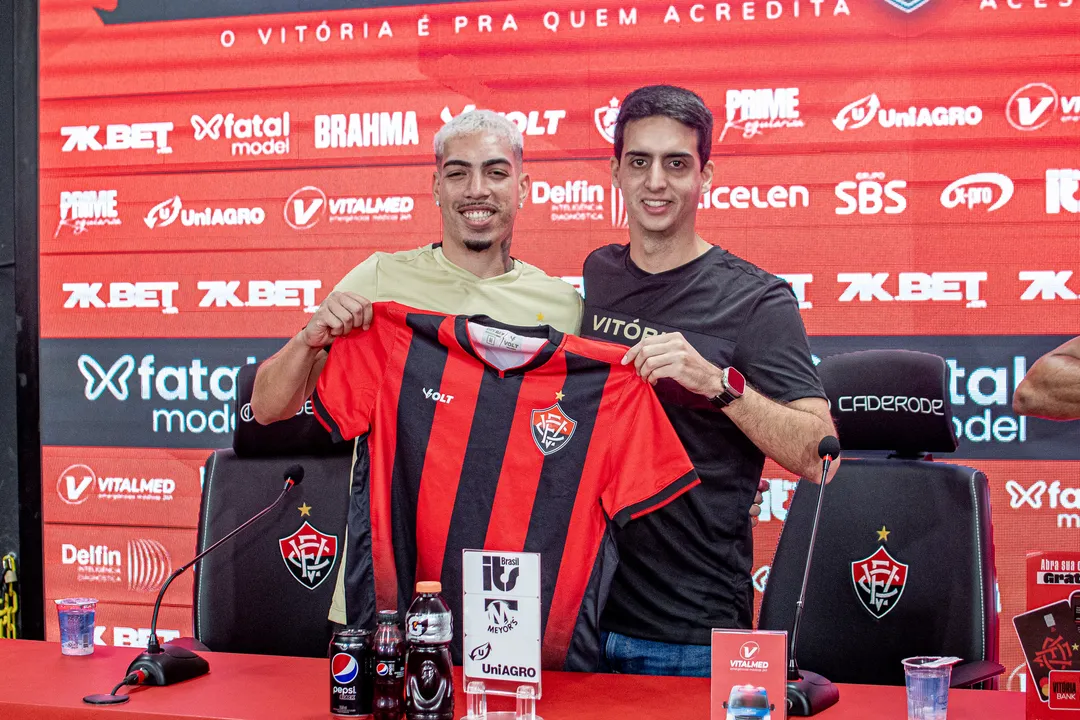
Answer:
[
  {"left": 404, "top": 581, "right": 454, "bottom": 720},
  {"left": 373, "top": 610, "right": 405, "bottom": 720}
]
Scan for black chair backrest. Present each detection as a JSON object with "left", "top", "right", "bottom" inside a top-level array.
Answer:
[
  {"left": 758, "top": 350, "right": 998, "bottom": 686},
  {"left": 193, "top": 364, "right": 353, "bottom": 657}
]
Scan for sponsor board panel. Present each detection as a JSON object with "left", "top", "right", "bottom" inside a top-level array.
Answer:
[
  {"left": 40, "top": 338, "right": 282, "bottom": 449},
  {"left": 44, "top": 524, "right": 196, "bottom": 605},
  {"left": 44, "top": 601, "right": 191, "bottom": 649},
  {"left": 42, "top": 446, "right": 210, "bottom": 528}
]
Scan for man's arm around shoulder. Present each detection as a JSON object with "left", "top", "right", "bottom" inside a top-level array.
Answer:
[{"left": 1013, "top": 336, "right": 1080, "bottom": 421}]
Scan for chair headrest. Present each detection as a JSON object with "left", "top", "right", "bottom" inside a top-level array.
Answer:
[
  {"left": 818, "top": 349, "right": 958, "bottom": 454},
  {"left": 232, "top": 363, "right": 347, "bottom": 458}
]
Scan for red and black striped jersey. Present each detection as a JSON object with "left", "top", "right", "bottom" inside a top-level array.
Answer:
[{"left": 313, "top": 302, "right": 699, "bottom": 671}]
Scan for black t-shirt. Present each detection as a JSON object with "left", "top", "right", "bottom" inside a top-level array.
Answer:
[{"left": 581, "top": 244, "right": 826, "bottom": 645}]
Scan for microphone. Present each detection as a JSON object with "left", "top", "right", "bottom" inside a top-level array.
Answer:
[
  {"left": 122, "top": 465, "right": 305, "bottom": 687},
  {"left": 785, "top": 437, "right": 841, "bottom": 716}
]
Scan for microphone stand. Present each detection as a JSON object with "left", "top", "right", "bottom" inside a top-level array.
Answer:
[
  {"left": 124, "top": 476, "right": 299, "bottom": 686},
  {"left": 786, "top": 448, "right": 840, "bottom": 716}
]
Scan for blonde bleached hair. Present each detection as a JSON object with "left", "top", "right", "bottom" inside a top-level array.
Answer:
[{"left": 433, "top": 109, "right": 524, "bottom": 166}]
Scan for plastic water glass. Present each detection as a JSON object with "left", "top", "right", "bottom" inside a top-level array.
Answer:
[
  {"left": 55, "top": 598, "right": 97, "bottom": 656},
  {"left": 902, "top": 656, "right": 951, "bottom": 720}
]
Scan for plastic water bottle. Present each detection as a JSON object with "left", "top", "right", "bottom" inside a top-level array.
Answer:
[{"left": 404, "top": 581, "right": 454, "bottom": 720}]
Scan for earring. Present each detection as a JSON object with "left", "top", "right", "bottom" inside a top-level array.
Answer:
[
  {"left": 519, "top": 201, "right": 524, "bottom": 209},
  {"left": 435, "top": 200, "right": 440, "bottom": 207}
]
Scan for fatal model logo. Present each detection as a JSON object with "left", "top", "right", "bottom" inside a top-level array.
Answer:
[
  {"left": 531, "top": 403, "right": 577, "bottom": 455},
  {"left": 482, "top": 555, "right": 520, "bottom": 593},
  {"left": 332, "top": 653, "right": 359, "bottom": 684},
  {"left": 279, "top": 520, "right": 338, "bottom": 590},
  {"left": 79, "top": 355, "right": 136, "bottom": 401},
  {"left": 190, "top": 112, "right": 290, "bottom": 156},
  {"left": 851, "top": 545, "right": 908, "bottom": 619},
  {"left": 594, "top": 97, "right": 620, "bottom": 144}
]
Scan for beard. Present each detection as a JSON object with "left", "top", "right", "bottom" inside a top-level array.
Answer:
[{"left": 463, "top": 238, "right": 495, "bottom": 252}]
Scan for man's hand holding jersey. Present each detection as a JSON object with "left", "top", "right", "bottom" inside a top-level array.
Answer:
[{"left": 302, "top": 291, "right": 374, "bottom": 347}]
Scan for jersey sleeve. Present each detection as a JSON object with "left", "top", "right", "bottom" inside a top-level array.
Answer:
[
  {"left": 601, "top": 378, "right": 700, "bottom": 527},
  {"left": 312, "top": 303, "right": 398, "bottom": 442},
  {"left": 735, "top": 281, "right": 826, "bottom": 404}
]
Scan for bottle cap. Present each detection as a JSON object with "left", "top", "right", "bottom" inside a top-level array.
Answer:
[
  {"left": 377, "top": 610, "right": 398, "bottom": 624},
  {"left": 415, "top": 581, "right": 442, "bottom": 594}
]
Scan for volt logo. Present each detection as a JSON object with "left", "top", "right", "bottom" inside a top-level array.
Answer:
[
  {"left": 482, "top": 555, "right": 520, "bottom": 593},
  {"left": 78, "top": 354, "right": 135, "bottom": 401}
]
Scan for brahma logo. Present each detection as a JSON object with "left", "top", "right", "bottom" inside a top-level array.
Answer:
[
  {"left": 144, "top": 196, "right": 266, "bottom": 229},
  {"left": 60, "top": 123, "right": 173, "bottom": 154},
  {"left": 833, "top": 94, "right": 981, "bottom": 131},
  {"left": 851, "top": 545, "right": 908, "bottom": 619},
  {"left": 441, "top": 105, "right": 565, "bottom": 136},
  {"left": 332, "top": 653, "right": 359, "bottom": 684},
  {"left": 279, "top": 520, "right": 338, "bottom": 590},
  {"left": 55, "top": 190, "right": 120, "bottom": 238},
  {"left": 56, "top": 463, "right": 176, "bottom": 505},
  {"left": 940, "top": 173, "right": 1014, "bottom": 212},
  {"left": 1006, "top": 83, "right": 1080, "bottom": 132},
  {"left": 531, "top": 403, "right": 577, "bottom": 455},
  {"left": 1046, "top": 169, "right": 1079, "bottom": 215},
  {"left": 190, "top": 112, "right": 290, "bottom": 156},
  {"left": 594, "top": 97, "right": 620, "bottom": 143},
  {"left": 314, "top": 111, "right": 419, "bottom": 149},
  {"left": 719, "top": 88, "right": 803, "bottom": 142}
]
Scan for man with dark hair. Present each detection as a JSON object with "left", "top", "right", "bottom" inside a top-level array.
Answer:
[{"left": 582, "top": 85, "right": 837, "bottom": 676}]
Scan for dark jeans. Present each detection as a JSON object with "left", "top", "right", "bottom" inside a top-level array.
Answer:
[{"left": 598, "top": 630, "right": 711, "bottom": 678}]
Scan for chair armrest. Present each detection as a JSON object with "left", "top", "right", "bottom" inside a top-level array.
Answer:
[{"left": 949, "top": 660, "right": 1005, "bottom": 688}]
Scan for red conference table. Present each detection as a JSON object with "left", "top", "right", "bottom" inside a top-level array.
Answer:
[{"left": 0, "top": 640, "right": 1022, "bottom": 719}]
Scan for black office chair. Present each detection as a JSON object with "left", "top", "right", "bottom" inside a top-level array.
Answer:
[
  {"left": 192, "top": 364, "right": 352, "bottom": 657},
  {"left": 759, "top": 350, "right": 1003, "bottom": 688}
]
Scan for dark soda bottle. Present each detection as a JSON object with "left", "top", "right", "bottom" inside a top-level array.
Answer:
[
  {"left": 404, "top": 581, "right": 454, "bottom": 720},
  {"left": 372, "top": 610, "right": 405, "bottom": 720}
]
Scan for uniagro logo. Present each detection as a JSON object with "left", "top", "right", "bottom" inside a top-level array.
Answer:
[{"left": 332, "top": 653, "right": 359, "bottom": 684}]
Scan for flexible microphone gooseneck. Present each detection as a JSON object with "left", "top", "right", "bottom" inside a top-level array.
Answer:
[
  {"left": 785, "top": 437, "right": 841, "bottom": 717},
  {"left": 111, "top": 464, "right": 305, "bottom": 692}
]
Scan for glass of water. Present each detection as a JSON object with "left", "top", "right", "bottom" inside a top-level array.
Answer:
[
  {"left": 902, "top": 656, "right": 952, "bottom": 720},
  {"left": 55, "top": 598, "right": 97, "bottom": 656}
]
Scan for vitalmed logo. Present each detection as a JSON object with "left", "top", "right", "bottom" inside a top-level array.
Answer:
[
  {"left": 835, "top": 172, "right": 907, "bottom": 215},
  {"left": 532, "top": 180, "right": 605, "bottom": 222},
  {"left": 730, "top": 640, "right": 769, "bottom": 670},
  {"left": 719, "top": 87, "right": 803, "bottom": 142},
  {"left": 441, "top": 105, "right": 565, "bottom": 136},
  {"left": 1006, "top": 83, "right": 1080, "bottom": 132},
  {"left": 56, "top": 463, "right": 176, "bottom": 505},
  {"left": 144, "top": 196, "right": 266, "bottom": 229},
  {"left": 833, "top": 94, "right": 981, "bottom": 132},
  {"left": 1005, "top": 480, "right": 1080, "bottom": 530},
  {"left": 594, "top": 97, "right": 620, "bottom": 144},
  {"left": 283, "top": 186, "right": 413, "bottom": 230},
  {"left": 61, "top": 540, "right": 172, "bottom": 592},
  {"left": 700, "top": 184, "right": 809, "bottom": 210},
  {"left": 314, "top": 111, "right": 419, "bottom": 149},
  {"left": 941, "top": 173, "right": 1014, "bottom": 212},
  {"left": 191, "top": 112, "right": 290, "bottom": 156},
  {"left": 55, "top": 190, "right": 120, "bottom": 238},
  {"left": 60, "top": 123, "right": 173, "bottom": 154},
  {"left": 1046, "top": 169, "right": 1080, "bottom": 215},
  {"left": 76, "top": 353, "right": 258, "bottom": 436}
]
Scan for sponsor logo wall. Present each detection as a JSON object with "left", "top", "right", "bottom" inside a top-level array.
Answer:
[{"left": 39, "top": 0, "right": 1079, "bottom": 682}]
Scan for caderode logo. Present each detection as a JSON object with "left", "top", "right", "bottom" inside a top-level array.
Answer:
[
  {"left": 191, "top": 112, "right": 290, "bottom": 156},
  {"left": 283, "top": 186, "right": 413, "bottom": 229},
  {"left": 1006, "top": 83, "right": 1080, "bottom": 132},
  {"left": 144, "top": 196, "right": 266, "bottom": 229},
  {"left": 940, "top": 173, "right": 1014, "bottom": 212}
]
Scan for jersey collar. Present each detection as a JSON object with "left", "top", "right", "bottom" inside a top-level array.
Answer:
[{"left": 453, "top": 315, "right": 564, "bottom": 377}]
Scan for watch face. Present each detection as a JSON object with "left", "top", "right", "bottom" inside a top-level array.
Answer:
[{"left": 727, "top": 367, "right": 746, "bottom": 395}]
